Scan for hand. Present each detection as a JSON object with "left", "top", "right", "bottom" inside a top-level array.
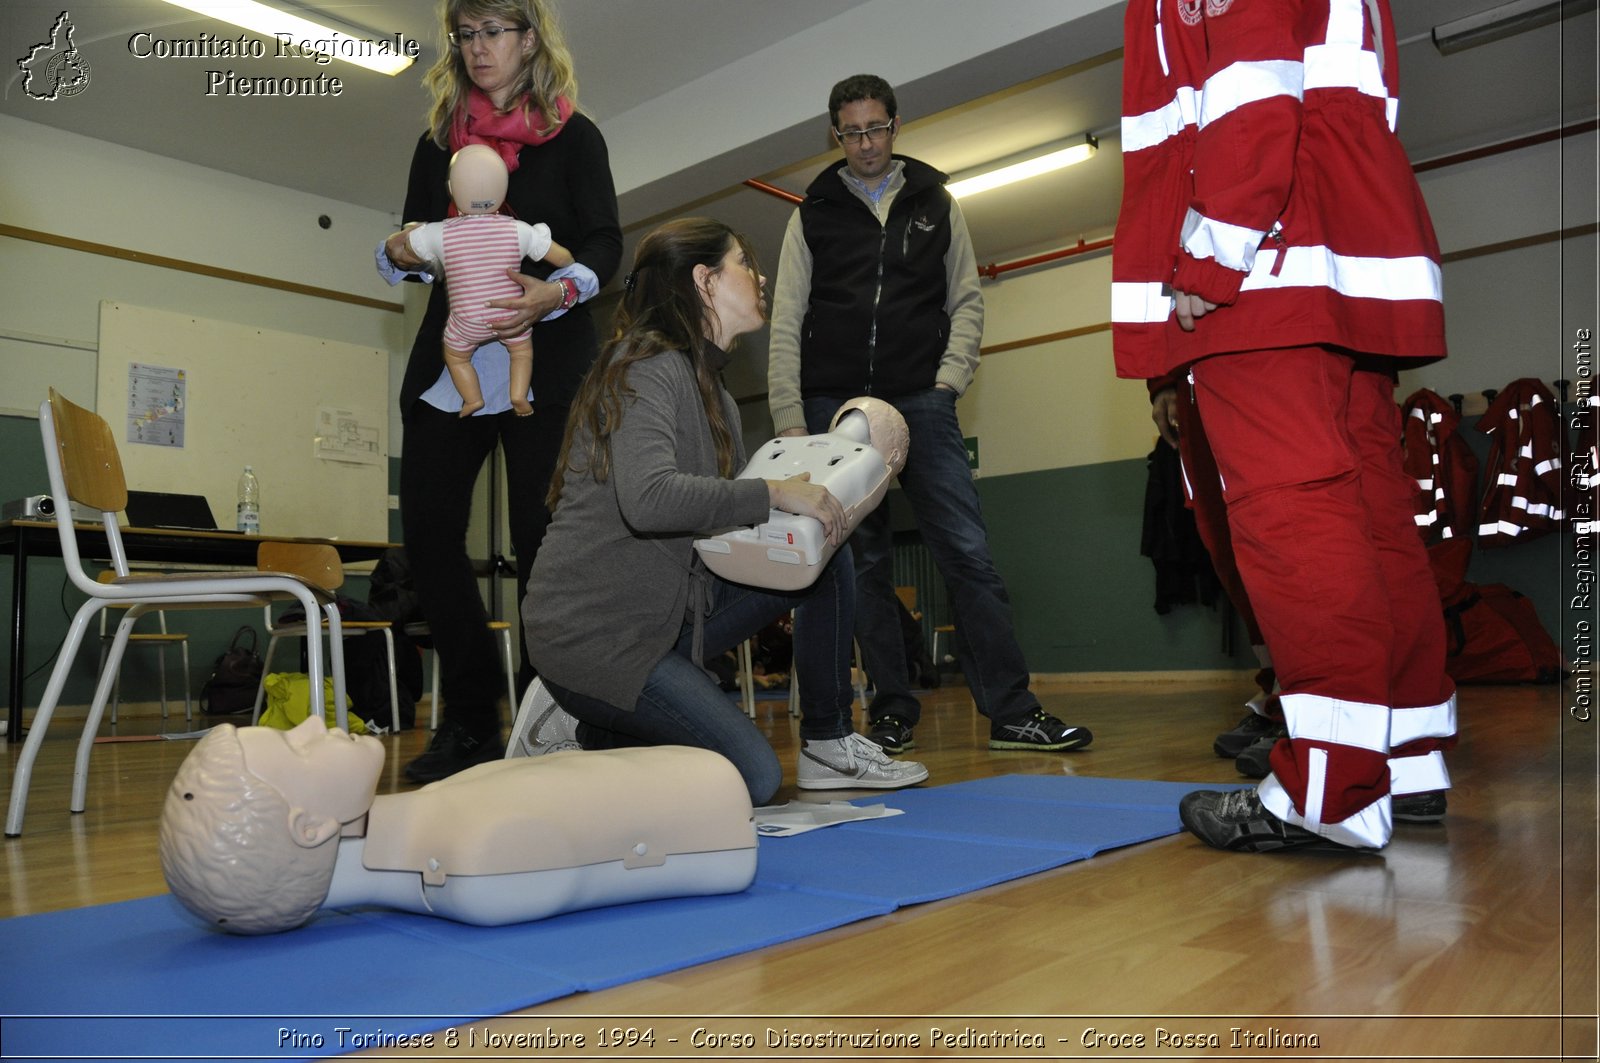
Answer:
[
  {"left": 778, "top": 427, "right": 808, "bottom": 438},
  {"left": 487, "top": 270, "right": 565, "bottom": 339},
  {"left": 1173, "top": 289, "right": 1218, "bottom": 332},
  {"left": 1150, "top": 387, "right": 1180, "bottom": 449},
  {"left": 767, "top": 472, "right": 847, "bottom": 547},
  {"left": 934, "top": 382, "right": 957, "bottom": 393},
  {"left": 384, "top": 224, "right": 425, "bottom": 270}
]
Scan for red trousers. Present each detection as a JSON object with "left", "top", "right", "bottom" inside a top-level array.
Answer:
[{"left": 1190, "top": 346, "right": 1456, "bottom": 848}]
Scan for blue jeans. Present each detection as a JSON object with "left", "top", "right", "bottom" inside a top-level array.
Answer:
[
  {"left": 544, "top": 548, "right": 857, "bottom": 805},
  {"left": 805, "top": 389, "right": 1038, "bottom": 727}
]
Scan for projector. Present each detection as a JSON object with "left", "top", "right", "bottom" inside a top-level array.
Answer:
[{"left": 1, "top": 495, "right": 99, "bottom": 523}]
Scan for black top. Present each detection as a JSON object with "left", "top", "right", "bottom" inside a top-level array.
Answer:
[
  {"left": 797, "top": 155, "right": 953, "bottom": 399},
  {"left": 396, "top": 111, "right": 623, "bottom": 418}
]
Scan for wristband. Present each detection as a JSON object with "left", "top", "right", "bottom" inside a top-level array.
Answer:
[{"left": 558, "top": 277, "right": 579, "bottom": 310}]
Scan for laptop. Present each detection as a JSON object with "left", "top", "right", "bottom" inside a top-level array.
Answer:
[{"left": 124, "top": 490, "right": 236, "bottom": 532}]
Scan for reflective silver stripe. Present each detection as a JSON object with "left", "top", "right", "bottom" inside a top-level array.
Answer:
[
  {"left": 1181, "top": 207, "right": 1267, "bottom": 273},
  {"left": 1259, "top": 773, "right": 1392, "bottom": 848},
  {"left": 1111, "top": 281, "right": 1174, "bottom": 323},
  {"left": 1391, "top": 692, "right": 1456, "bottom": 745},
  {"left": 1240, "top": 245, "right": 1442, "bottom": 302},
  {"left": 1198, "top": 59, "right": 1304, "bottom": 129},
  {"left": 1281, "top": 691, "right": 1389, "bottom": 753},
  {"left": 1389, "top": 750, "right": 1450, "bottom": 795},
  {"left": 1122, "top": 86, "right": 1199, "bottom": 153}
]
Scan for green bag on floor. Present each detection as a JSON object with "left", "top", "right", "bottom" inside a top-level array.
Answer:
[{"left": 257, "top": 672, "right": 368, "bottom": 734}]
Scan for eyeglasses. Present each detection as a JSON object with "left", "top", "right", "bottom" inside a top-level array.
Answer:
[
  {"left": 834, "top": 122, "right": 895, "bottom": 146},
  {"left": 448, "top": 24, "right": 525, "bottom": 46}
]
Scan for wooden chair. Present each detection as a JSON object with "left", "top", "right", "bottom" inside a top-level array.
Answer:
[
  {"left": 248, "top": 541, "right": 398, "bottom": 731},
  {"left": 5, "top": 390, "right": 350, "bottom": 837}
]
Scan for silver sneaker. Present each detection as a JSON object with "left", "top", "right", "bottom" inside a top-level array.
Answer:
[
  {"left": 797, "top": 732, "right": 929, "bottom": 791},
  {"left": 528, "top": 699, "right": 582, "bottom": 756}
]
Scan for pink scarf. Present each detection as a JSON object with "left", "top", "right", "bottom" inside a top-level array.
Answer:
[{"left": 449, "top": 88, "right": 572, "bottom": 173}]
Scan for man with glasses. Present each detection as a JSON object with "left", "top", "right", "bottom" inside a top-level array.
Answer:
[{"left": 768, "top": 74, "right": 1092, "bottom": 757}]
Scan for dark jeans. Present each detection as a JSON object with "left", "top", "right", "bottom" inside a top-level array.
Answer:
[
  {"left": 400, "top": 401, "right": 566, "bottom": 732},
  {"left": 804, "top": 388, "right": 1038, "bottom": 727},
  {"left": 545, "top": 549, "right": 857, "bottom": 805}
]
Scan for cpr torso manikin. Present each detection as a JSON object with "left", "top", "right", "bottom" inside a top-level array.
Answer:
[
  {"left": 694, "top": 397, "right": 909, "bottom": 590},
  {"left": 159, "top": 718, "right": 756, "bottom": 934}
]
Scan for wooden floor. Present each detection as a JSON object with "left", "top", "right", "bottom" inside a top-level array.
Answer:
[{"left": 4, "top": 674, "right": 1596, "bottom": 1061}]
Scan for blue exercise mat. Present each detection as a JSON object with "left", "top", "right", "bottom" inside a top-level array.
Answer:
[{"left": 0, "top": 774, "right": 1203, "bottom": 1061}]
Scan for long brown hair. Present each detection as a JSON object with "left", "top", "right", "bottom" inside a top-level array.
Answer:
[
  {"left": 422, "top": 0, "right": 579, "bottom": 147},
  {"left": 548, "top": 218, "right": 762, "bottom": 510}
]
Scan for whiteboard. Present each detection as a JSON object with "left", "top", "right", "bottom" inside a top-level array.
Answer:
[{"left": 96, "top": 301, "right": 389, "bottom": 542}]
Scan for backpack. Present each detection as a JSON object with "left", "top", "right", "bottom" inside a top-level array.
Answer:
[{"left": 1441, "top": 584, "right": 1564, "bottom": 684}]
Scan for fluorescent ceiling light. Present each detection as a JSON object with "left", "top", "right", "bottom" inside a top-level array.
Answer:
[
  {"left": 157, "top": 0, "right": 415, "bottom": 75},
  {"left": 946, "top": 134, "right": 1098, "bottom": 200},
  {"left": 1432, "top": 0, "right": 1597, "bottom": 55}
]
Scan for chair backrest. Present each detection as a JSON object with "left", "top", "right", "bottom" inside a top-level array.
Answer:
[
  {"left": 47, "top": 389, "right": 128, "bottom": 515},
  {"left": 41, "top": 389, "right": 136, "bottom": 588},
  {"left": 256, "top": 541, "right": 345, "bottom": 592}
]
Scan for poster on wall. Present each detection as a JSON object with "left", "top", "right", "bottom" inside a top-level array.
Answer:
[
  {"left": 314, "top": 406, "right": 382, "bottom": 466},
  {"left": 127, "top": 362, "right": 186, "bottom": 448}
]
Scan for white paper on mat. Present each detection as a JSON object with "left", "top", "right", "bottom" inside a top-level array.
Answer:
[{"left": 752, "top": 800, "right": 905, "bottom": 837}]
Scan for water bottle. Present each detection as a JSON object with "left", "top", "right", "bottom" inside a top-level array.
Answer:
[{"left": 236, "top": 465, "right": 261, "bottom": 534}]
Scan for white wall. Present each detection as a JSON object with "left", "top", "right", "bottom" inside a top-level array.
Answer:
[{"left": 0, "top": 113, "right": 418, "bottom": 439}]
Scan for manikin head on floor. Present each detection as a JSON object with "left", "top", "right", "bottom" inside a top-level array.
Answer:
[{"left": 158, "top": 717, "right": 384, "bottom": 934}]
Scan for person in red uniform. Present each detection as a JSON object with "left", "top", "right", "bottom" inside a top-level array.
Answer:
[{"left": 1112, "top": 0, "right": 1456, "bottom": 852}]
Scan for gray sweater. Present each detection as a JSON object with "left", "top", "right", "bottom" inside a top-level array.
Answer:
[{"left": 523, "top": 346, "right": 771, "bottom": 709}]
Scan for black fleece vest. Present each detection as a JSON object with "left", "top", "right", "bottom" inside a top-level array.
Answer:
[{"left": 798, "top": 157, "right": 952, "bottom": 399}]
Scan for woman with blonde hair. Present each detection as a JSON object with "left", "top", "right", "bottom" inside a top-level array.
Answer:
[
  {"left": 384, "top": 1, "right": 622, "bottom": 782},
  {"left": 523, "top": 218, "right": 929, "bottom": 804}
]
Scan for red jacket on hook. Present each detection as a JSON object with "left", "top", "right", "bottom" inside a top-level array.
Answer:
[
  {"left": 1401, "top": 389, "right": 1479, "bottom": 545},
  {"left": 1477, "top": 378, "right": 1565, "bottom": 546},
  {"left": 1112, "top": 0, "right": 1447, "bottom": 380}
]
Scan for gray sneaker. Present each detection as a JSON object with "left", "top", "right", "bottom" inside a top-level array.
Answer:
[
  {"left": 528, "top": 699, "right": 582, "bottom": 755},
  {"left": 797, "top": 732, "right": 929, "bottom": 790}
]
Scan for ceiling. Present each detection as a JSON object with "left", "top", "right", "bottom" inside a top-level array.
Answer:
[{"left": 2, "top": 0, "right": 1594, "bottom": 282}]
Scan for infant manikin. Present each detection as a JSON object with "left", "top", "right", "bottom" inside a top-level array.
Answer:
[
  {"left": 402, "top": 144, "right": 574, "bottom": 417},
  {"left": 694, "top": 397, "right": 909, "bottom": 591},
  {"left": 159, "top": 717, "right": 756, "bottom": 934}
]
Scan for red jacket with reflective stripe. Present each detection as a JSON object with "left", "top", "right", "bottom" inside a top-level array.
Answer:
[{"left": 1112, "top": 0, "right": 1448, "bottom": 380}]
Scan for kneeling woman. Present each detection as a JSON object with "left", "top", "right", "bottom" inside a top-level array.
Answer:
[{"left": 523, "top": 218, "right": 927, "bottom": 804}]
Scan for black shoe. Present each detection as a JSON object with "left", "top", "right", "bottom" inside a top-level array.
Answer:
[
  {"left": 989, "top": 709, "right": 1092, "bottom": 751},
  {"left": 866, "top": 715, "right": 916, "bottom": 754},
  {"left": 1213, "top": 711, "right": 1284, "bottom": 759},
  {"left": 404, "top": 718, "right": 504, "bottom": 783},
  {"left": 1235, "top": 733, "right": 1282, "bottom": 778},
  {"left": 1394, "top": 789, "right": 1448, "bottom": 822},
  {"left": 1179, "top": 788, "right": 1376, "bottom": 854}
]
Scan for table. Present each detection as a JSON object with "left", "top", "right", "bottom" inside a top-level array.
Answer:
[{"left": 1, "top": 519, "right": 394, "bottom": 742}]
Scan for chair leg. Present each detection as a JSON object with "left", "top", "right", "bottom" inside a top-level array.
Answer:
[
  {"left": 156, "top": 643, "right": 169, "bottom": 731},
  {"left": 499, "top": 628, "right": 517, "bottom": 728},
  {"left": 7, "top": 604, "right": 106, "bottom": 835},
  {"left": 320, "top": 603, "right": 347, "bottom": 732},
  {"left": 430, "top": 647, "right": 440, "bottom": 731},
  {"left": 380, "top": 628, "right": 399, "bottom": 732},
  {"left": 70, "top": 611, "right": 139, "bottom": 814},
  {"left": 179, "top": 637, "right": 193, "bottom": 725},
  {"left": 738, "top": 639, "right": 756, "bottom": 719},
  {"left": 251, "top": 633, "right": 283, "bottom": 725}
]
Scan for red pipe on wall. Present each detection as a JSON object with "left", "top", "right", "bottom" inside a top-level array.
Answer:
[{"left": 741, "top": 119, "right": 1594, "bottom": 279}]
